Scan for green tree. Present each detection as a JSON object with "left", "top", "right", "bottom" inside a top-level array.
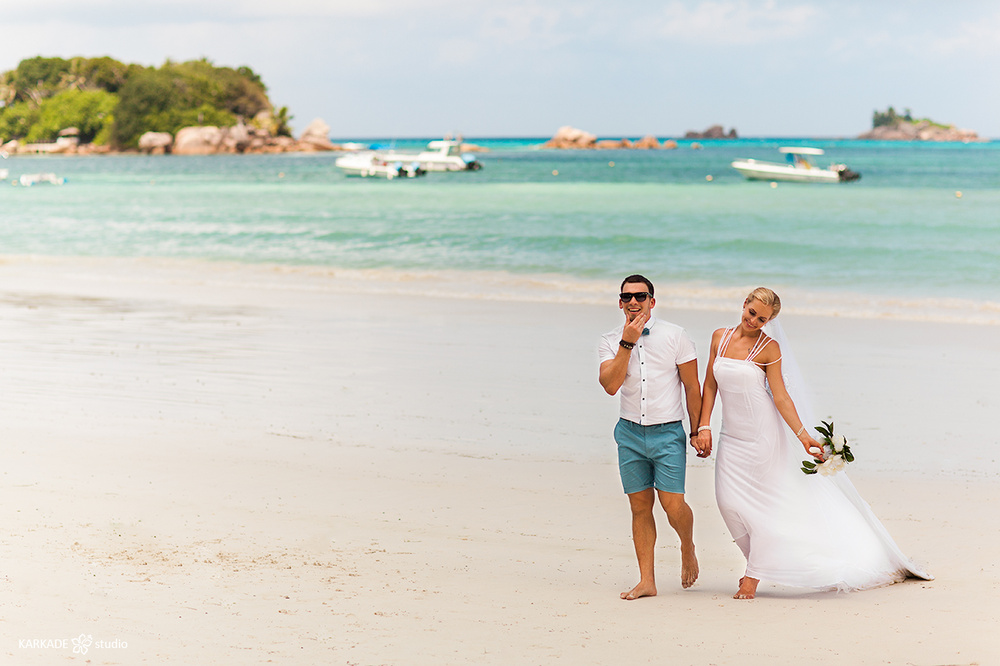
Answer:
[
  {"left": 0, "top": 101, "right": 40, "bottom": 141},
  {"left": 110, "top": 66, "right": 174, "bottom": 147},
  {"left": 71, "top": 56, "right": 131, "bottom": 93},
  {"left": 272, "top": 106, "right": 293, "bottom": 137},
  {"left": 26, "top": 89, "right": 118, "bottom": 144},
  {"left": 9, "top": 56, "right": 71, "bottom": 103},
  {"left": 873, "top": 106, "right": 900, "bottom": 128}
]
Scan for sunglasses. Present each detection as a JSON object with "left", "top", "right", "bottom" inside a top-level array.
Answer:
[{"left": 619, "top": 292, "right": 651, "bottom": 302}]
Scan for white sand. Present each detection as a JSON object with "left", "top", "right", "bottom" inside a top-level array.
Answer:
[{"left": 1, "top": 257, "right": 996, "bottom": 665}]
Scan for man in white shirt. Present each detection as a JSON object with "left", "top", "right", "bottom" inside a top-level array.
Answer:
[{"left": 599, "top": 275, "right": 707, "bottom": 600}]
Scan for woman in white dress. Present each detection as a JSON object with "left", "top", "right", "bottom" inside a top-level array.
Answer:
[{"left": 696, "top": 288, "right": 931, "bottom": 599}]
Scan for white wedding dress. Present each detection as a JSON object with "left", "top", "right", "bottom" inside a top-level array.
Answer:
[{"left": 713, "top": 328, "right": 931, "bottom": 591}]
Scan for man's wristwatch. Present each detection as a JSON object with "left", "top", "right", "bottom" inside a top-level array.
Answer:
[{"left": 619, "top": 339, "right": 635, "bottom": 350}]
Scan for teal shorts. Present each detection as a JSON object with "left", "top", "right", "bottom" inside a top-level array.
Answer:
[{"left": 614, "top": 418, "right": 686, "bottom": 495}]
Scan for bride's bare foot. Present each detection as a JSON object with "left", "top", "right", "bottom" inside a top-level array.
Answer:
[
  {"left": 734, "top": 576, "right": 759, "bottom": 599},
  {"left": 620, "top": 580, "right": 657, "bottom": 600},
  {"left": 681, "top": 545, "right": 699, "bottom": 589}
]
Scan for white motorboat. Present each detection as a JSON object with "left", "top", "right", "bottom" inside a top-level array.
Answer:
[
  {"left": 0, "top": 168, "right": 8, "bottom": 180},
  {"left": 731, "top": 147, "right": 860, "bottom": 183},
  {"left": 335, "top": 152, "right": 426, "bottom": 179},
  {"left": 376, "top": 140, "right": 482, "bottom": 172},
  {"left": 17, "top": 172, "right": 66, "bottom": 186}
]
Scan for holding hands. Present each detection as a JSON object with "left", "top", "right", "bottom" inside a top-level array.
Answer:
[{"left": 693, "top": 429, "right": 712, "bottom": 458}]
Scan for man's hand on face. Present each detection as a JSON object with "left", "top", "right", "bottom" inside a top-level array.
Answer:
[{"left": 622, "top": 311, "right": 648, "bottom": 344}]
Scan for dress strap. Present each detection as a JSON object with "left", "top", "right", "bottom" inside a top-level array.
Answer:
[
  {"left": 746, "top": 333, "right": 773, "bottom": 362},
  {"left": 717, "top": 327, "right": 736, "bottom": 357}
]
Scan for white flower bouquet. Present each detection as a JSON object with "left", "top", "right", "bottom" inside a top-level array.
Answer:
[{"left": 801, "top": 420, "right": 855, "bottom": 476}]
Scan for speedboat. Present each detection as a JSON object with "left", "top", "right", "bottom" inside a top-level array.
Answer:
[
  {"left": 17, "top": 172, "right": 66, "bottom": 186},
  {"left": 335, "top": 152, "right": 426, "bottom": 179},
  {"left": 375, "top": 140, "right": 482, "bottom": 172},
  {"left": 731, "top": 147, "right": 860, "bottom": 183}
]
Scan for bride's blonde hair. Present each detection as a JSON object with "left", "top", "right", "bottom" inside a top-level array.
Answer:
[{"left": 745, "top": 287, "right": 781, "bottom": 319}]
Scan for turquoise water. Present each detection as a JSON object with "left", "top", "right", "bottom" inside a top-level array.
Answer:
[{"left": 1, "top": 138, "right": 997, "bottom": 317}]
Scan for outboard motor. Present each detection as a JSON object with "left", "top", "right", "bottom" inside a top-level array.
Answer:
[{"left": 837, "top": 166, "right": 861, "bottom": 182}]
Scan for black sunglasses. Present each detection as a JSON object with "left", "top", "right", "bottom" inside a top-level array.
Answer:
[{"left": 620, "top": 292, "right": 651, "bottom": 302}]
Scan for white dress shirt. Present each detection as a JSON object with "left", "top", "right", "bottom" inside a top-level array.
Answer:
[{"left": 598, "top": 316, "right": 697, "bottom": 425}]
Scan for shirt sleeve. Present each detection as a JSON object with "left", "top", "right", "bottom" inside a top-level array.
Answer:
[
  {"left": 598, "top": 332, "right": 618, "bottom": 364},
  {"left": 675, "top": 329, "right": 697, "bottom": 365}
]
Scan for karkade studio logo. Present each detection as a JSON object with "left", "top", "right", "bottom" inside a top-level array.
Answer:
[{"left": 18, "top": 633, "right": 127, "bottom": 655}]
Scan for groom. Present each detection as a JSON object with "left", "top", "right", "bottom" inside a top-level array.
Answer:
[{"left": 598, "top": 275, "right": 706, "bottom": 599}]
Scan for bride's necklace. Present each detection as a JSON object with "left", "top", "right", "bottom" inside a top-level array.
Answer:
[{"left": 727, "top": 327, "right": 764, "bottom": 360}]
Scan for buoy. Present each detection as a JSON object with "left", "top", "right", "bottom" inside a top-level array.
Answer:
[
  {"left": 552, "top": 169, "right": 559, "bottom": 176},
  {"left": 770, "top": 182, "right": 778, "bottom": 188},
  {"left": 955, "top": 191, "right": 963, "bottom": 198},
  {"left": 279, "top": 172, "right": 285, "bottom": 179},
  {"left": 706, "top": 175, "right": 713, "bottom": 182},
  {"left": 609, "top": 161, "right": 615, "bottom": 167}
]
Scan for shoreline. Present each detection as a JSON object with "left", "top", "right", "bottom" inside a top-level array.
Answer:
[
  {"left": 2, "top": 135, "right": 995, "bottom": 159},
  {"left": 4, "top": 255, "right": 998, "bottom": 327}
]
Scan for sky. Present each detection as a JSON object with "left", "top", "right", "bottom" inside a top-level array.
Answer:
[{"left": 1, "top": 0, "right": 998, "bottom": 139}]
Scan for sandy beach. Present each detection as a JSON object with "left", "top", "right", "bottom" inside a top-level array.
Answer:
[{"left": 1, "top": 256, "right": 997, "bottom": 665}]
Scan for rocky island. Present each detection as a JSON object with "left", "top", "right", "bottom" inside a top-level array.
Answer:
[
  {"left": 0, "top": 56, "right": 340, "bottom": 155},
  {"left": 684, "top": 124, "right": 738, "bottom": 139},
  {"left": 543, "top": 126, "right": 677, "bottom": 150},
  {"left": 858, "top": 107, "right": 984, "bottom": 142}
]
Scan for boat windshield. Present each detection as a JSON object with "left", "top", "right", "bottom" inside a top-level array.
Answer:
[{"left": 786, "top": 153, "right": 815, "bottom": 168}]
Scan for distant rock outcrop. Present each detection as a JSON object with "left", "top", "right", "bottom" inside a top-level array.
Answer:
[
  {"left": 173, "top": 126, "right": 227, "bottom": 155},
  {"left": 2, "top": 117, "right": 344, "bottom": 156},
  {"left": 544, "top": 126, "right": 598, "bottom": 149},
  {"left": 544, "top": 127, "right": 677, "bottom": 150},
  {"left": 5, "top": 136, "right": 79, "bottom": 154},
  {"left": 684, "top": 124, "right": 738, "bottom": 139},
  {"left": 138, "top": 132, "right": 173, "bottom": 155},
  {"left": 858, "top": 121, "right": 982, "bottom": 142},
  {"left": 167, "top": 118, "right": 343, "bottom": 155},
  {"left": 297, "top": 118, "right": 337, "bottom": 151},
  {"left": 633, "top": 135, "right": 660, "bottom": 149}
]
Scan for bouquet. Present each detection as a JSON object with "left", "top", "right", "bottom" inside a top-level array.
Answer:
[{"left": 801, "top": 420, "right": 854, "bottom": 476}]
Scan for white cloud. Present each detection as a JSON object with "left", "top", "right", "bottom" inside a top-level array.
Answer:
[
  {"left": 926, "top": 12, "right": 1000, "bottom": 57},
  {"left": 0, "top": 0, "right": 462, "bottom": 23},
  {"left": 647, "top": 0, "right": 822, "bottom": 45}
]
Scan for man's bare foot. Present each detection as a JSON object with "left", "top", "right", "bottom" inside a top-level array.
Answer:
[
  {"left": 681, "top": 545, "right": 699, "bottom": 589},
  {"left": 734, "top": 576, "right": 759, "bottom": 599},
  {"left": 620, "top": 580, "right": 657, "bottom": 600}
]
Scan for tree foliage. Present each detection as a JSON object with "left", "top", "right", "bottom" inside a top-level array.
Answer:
[
  {"left": 28, "top": 89, "right": 118, "bottom": 143},
  {"left": 873, "top": 106, "right": 914, "bottom": 128},
  {"left": 0, "top": 56, "right": 278, "bottom": 148},
  {"left": 110, "top": 59, "right": 270, "bottom": 148}
]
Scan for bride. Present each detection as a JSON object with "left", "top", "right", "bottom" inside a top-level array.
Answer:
[{"left": 696, "top": 288, "right": 931, "bottom": 599}]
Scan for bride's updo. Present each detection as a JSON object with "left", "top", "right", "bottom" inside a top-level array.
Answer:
[{"left": 745, "top": 287, "right": 781, "bottom": 319}]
